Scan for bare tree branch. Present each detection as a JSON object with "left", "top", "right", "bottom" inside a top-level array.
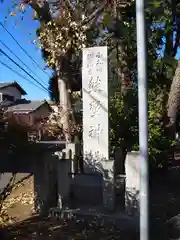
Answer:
[
  {"left": 82, "top": 1, "right": 107, "bottom": 26},
  {"left": 22, "top": 0, "right": 52, "bottom": 22}
]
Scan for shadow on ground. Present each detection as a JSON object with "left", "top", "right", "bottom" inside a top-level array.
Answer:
[
  {"left": 2, "top": 215, "right": 139, "bottom": 240},
  {"left": 149, "top": 165, "right": 180, "bottom": 240},
  {"left": 2, "top": 165, "right": 180, "bottom": 240}
]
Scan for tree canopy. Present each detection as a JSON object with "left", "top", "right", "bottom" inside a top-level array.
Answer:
[{"left": 3, "top": 0, "right": 180, "bottom": 167}]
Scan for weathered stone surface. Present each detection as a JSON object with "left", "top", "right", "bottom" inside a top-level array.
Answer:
[
  {"left": 125, "top": 152, "right": 140, "bottom": 216},
  {"left": 82, "top": 46, "right": 109, "bottom": 173},
  {"left": 34, "top": 153, "right": 58, "bottom": 215},
  {"left": 82, "top": 46, "right": 115, "bottom": 211},
  {"left": 102, "top": 160, "right": 115, "bottom": 212},
  {"left": 57, "top": 158, "right": 71, "bottom": 209},
  {"left": 70, "top": 174, "right": 102, "bottom": 205}
]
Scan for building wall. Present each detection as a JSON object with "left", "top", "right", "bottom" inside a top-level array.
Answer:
[
  {"left": 31, "top": 104, "right": 51, "bottom": 124},
  {"left": 0, "top": 86, "right": 22, "bottom": 101},
  {"left": 5, "top": 104, "right": 51, "bottom": 130}
]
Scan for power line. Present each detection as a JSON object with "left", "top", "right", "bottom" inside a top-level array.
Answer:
[
  {"left": 0, "top": 22, "right": 51, "bottom": 78},
  {"left": 0, "top": 48, "right": 49, "bottom": 92},
  {"left": 0, "top": 60, "right": 48, "bottom": 93},
  {"left": 0, "top": 39, "right": 48, "bottom": 87}
]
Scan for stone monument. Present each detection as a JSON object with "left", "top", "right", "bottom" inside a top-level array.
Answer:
[{"left": 82, "top": 46, "right": 115, "bottom": 211}]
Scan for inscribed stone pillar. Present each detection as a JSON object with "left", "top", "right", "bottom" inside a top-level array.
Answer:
[
  {"left": 125, "top": 152, "right": 140, "bottom": 216},
  {"left": 82, "top": 46, "right": 114, "bottom": 211}
]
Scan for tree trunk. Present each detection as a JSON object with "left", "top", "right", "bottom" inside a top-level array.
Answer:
[
  {"left": 167, "top": 60, "right": 180, "bottom": 126},
  {"left": 115, "top": 2, "right": 131, "bottom": 95},
  {"left": 57, "top": 77, "right": 71, "bottom": 142}
]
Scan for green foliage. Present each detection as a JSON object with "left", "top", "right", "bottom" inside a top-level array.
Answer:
[
  {"left": 148, "top": 87, "right": 174, "bottom": 169},
  {"left": 109, "top": 91, "right": 138, "bottom": 150},
  {"left": 109, "top": 86, "right": 175, "bottom": 169},
  {"left": 12, "top": 0, "right": 180, "bottom": 170}
]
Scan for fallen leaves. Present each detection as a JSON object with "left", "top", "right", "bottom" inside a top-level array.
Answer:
[
  {"left": 0, "top": 176, "right": 34, "bottom": 226},
  {"left": 2, "top": 190, "right": 34, "bottom": 211}
]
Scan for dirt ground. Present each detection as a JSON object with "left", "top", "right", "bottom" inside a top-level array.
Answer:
[
  {"left": 4, "top": 217, "right": 139, "bottom": 240},
  {"left": 3, "top": 176, "right": 34, "bottom": 223},
  {"left": 1, "top": 176, "right": 139, "bottom": 240},
  {"left": 1, "top": 167, "right": 180, "bottom": 240}
]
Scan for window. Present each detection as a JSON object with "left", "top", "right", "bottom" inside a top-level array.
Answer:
[{"left": 2, "top": 94, "right": 14, "bottom": 101}]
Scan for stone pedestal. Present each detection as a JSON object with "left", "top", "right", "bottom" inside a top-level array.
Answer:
[
  {"left": 56, "top": 144, "right": 77, "bottom": 209},
  {"left": 125, "top": 152, "right": 140, "bottom": 216},
  {"left": 70, "top": 174, "right": 102, "bottom": 205},
  {"left": 102, "top": 160, "right": 115, "bottom": 212}
]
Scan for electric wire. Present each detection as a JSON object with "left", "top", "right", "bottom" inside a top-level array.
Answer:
[
  {"left": 0, "top": 22, "right": 51, "bottom": 78},
  {"left": 0, "top": 48, "right": 49, "bottom": 92},
  {"left": 0, "top": 38, "right": 48, "bottom": 87},
  {"left": 0, "top": 59, "right": 48, "bottom": 93}
]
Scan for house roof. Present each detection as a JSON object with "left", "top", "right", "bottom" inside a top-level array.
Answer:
[
  {"left": 6, "top": 99, "right": 51, "bottom": 113},
  {"left": 0, "top": 82, "right": 27, "bottom": 95}
]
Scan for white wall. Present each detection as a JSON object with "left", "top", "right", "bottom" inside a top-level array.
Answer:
[{"left": 0, "top": 86, "right": 22, "bottom": 101}]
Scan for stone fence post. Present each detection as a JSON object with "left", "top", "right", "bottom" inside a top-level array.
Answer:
[
  {"left": 102, "top": 160, "right": 115, "bottom": 212},
  {"left": 56, "top": 142, "right": 79, "bottom": 210},
  {"left": 125, "top": 151, "right": 140, "bottom": 216},
  {"left": 34, "top": 153, "right": 58, "bottom": 215}
]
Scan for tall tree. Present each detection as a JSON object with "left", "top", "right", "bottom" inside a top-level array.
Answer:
[
  {"left": 20, "top": 0, "right": 135, "bottom": 141},
  {"left": 7, "top": 0, "right": 179, "bottom": 167}
]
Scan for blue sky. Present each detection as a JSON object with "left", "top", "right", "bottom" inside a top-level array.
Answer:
[
  {"left": 0, "top": 0, "right": 53, "bottom": 100},
  {"left": 1, "top": 2, "right": 180, "bottom": 101}
]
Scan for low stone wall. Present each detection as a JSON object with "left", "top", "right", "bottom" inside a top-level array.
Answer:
[{"left": 0, "top": 147, "right": 141, "bottom": 217}]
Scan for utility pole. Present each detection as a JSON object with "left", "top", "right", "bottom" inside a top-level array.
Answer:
[{"left": 136, "top": 0, "right": 149, "bottom": 239}]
